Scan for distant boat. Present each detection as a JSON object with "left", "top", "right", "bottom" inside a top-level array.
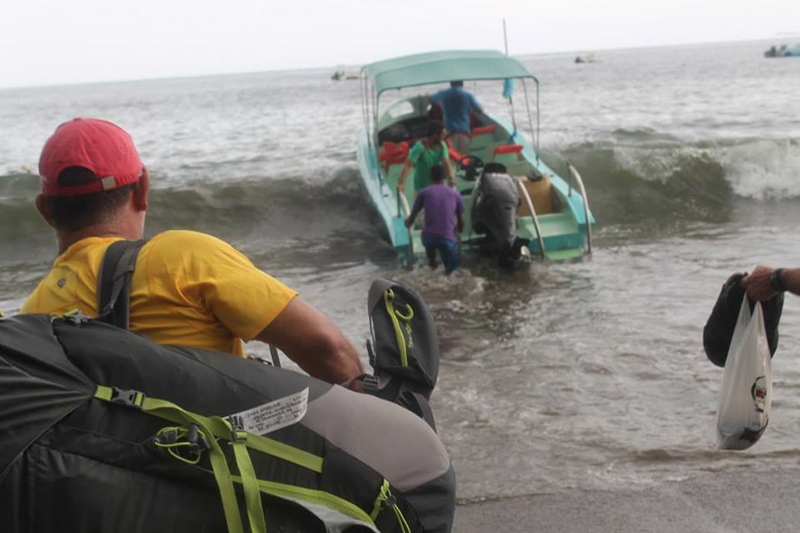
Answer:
[
  {"left": 574, "top": 53, "right": 599, "bottom": 64},
  {"left": 331, "top": 70, "right": 360, "bottom": 81},
  {"left": 764, "top": 44, "right": 800, "bottom": 58}
]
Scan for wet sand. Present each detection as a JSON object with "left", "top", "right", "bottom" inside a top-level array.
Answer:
[{"left": 454, "top": 464, "right": 800, "bottom": 532}]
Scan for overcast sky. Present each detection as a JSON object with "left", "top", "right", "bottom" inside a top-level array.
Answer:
[{"left": 3, "top": 0, "right": 799, "bottom": 89}]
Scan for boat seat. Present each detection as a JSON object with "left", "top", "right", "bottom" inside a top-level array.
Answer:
[
  {"left": 491, "top": 144, "right": 524, "bottom": 168},
  {"left": 469, "top": 125, "right": 497, "bottom": 159},
  {"left": 505, "top": 161, "right": 533, "bottom": 177}
]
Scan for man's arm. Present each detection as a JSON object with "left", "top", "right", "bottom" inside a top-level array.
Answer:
[
  {"left": 455, "top": 195, "right": 465, "bottom": 234},
  {"left": 741, "top": 266, "right": 800, "bottom": 301},
  {"left": 406, "top": 194, "right": 423, "bottom": 227},
  {"left": 397, "top": 159, "right": 414, "bottom": 192},
  {"left": 469, "top": 93, "right": 483, "bottom": 114},
  {"left": 443, "top": 157, "right": 455, "bottom": 187},
  {"left": 255, "top": 297, "right": 363, "bottom": 383}
]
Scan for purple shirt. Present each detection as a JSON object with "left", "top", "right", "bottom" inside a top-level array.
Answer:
[{"left": 410, "top": 184, "right": 465, "bottom": 241}]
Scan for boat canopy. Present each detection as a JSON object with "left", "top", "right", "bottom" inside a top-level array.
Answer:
[{"left": 362, "top": 50, "right": 535, "bottom": 95}]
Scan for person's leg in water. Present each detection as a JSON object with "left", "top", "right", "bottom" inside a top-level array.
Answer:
[
  {"left": 422, "top": 235, "right": 439, "bottom": 270},
  {"left": 424, "top": 234, "right": 460, "bottom": 273},
  {"left": 439, "top": 238, "right": 459, "bottom": 274},
  {"left": 426, "top": 247, "right": 439, "bottom": 269}
]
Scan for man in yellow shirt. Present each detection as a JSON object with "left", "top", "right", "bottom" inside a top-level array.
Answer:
[{"left": 23, "top": 117, "right": 363, "bottom": 384}]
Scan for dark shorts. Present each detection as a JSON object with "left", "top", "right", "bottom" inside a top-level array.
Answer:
[{"left": 422, "top": 235, "right": 459, "bottom": 274}]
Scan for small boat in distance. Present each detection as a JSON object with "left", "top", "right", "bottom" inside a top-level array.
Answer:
[
  {"left": 574, "top": 53, "right": 599, "bottom": 64},
  {"left": 331, "top": 70, "right": 360, "bottom": 81},
  {"left": 357, "top": 50, "right": 595, "bottom": 265},
  {"left": 764, "top": 44, "right": 800, "bottom": 58}
]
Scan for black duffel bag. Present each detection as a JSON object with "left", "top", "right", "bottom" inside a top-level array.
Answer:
[{"left": 703, "top": 272, "right": 783, "bottom": 367}]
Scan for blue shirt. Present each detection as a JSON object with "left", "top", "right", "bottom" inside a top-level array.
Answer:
[
  {"left": 410, "top": 183, "right": 465, "bottom": 241},
  {"left": 431, "top": 87, "right": 482, "bottom": 135}
]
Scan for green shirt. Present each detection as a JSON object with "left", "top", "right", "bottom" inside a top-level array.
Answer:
[{"left": 409, "top": 140, "right": 449, "bottom": 192}]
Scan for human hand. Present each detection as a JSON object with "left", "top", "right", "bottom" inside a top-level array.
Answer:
[
  {"left": 405, "top": 217, "right": 412, "bottom": 228},
  {"left": 741, "top": 266, "right": 777, "bottom": 301},
  {"left": 397, "top": 182, "right": 405, "bottom": 193}
]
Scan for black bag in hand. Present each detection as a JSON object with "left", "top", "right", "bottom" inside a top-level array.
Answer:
[{"left": 703, "top": 272, "right": 783, "bottom": 367}]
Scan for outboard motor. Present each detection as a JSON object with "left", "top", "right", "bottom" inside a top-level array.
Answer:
[{"left": 471, "top": 163, "right": 531, "bottom": 268}]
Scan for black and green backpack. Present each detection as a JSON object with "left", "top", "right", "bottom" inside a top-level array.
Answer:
[{"left": 0, "top": 241, "right": 455, "bottom": 532}]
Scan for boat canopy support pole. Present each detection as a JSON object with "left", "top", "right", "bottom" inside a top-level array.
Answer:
[
  {"left": 536, "top": 81, "right": 540, "bottom": 160},
  {"left": 508, "top": 94, "right": 517, "bottom": 136},
  {"left": 567, "top": 163, "right": 593, "bottom": 254},
  {"left": 514, "top": 176, "right": 546, "bottom": 260},
  {"left": 521, "top": 79, "right": 539, "bottom": 163},
  {"left": 360, "top": 75, "right": 370, "bottom": 143},
  {"left": 372, "top": 91, "right": 381, "bottom": 167},
  {"left": 396, "top": 192, "right": 414, "bottom": 256}
]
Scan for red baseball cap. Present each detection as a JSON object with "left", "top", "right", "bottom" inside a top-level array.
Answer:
[{"left": 39, "top": 118, "right": 144, "bottom": 196}]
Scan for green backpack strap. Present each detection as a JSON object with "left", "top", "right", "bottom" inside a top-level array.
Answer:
[
  {"left": 229, "top": 425, "right": 267, "bottom": 533},
  {"left": 384, "top": 288, "right": 414, "bottom": 368},
  {"left": 93, "top": 386, "right": 403, "bottom": 532},
  {"left": 94, "top": 385, "right": 251, "bottom": 533}
]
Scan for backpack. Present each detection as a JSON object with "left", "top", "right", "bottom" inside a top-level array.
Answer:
[{"left": 0, "top": 241, "right": 455, "bottom": 533}]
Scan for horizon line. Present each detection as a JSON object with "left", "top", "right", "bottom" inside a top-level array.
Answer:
[{"left": 1, "top": 35, "right": 790, "bottom": 92}]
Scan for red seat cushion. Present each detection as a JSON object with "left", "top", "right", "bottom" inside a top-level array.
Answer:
[
  {"left": 471, "top": 125, "right": 496, "bottom": 136},
  {"left": 493, "top": 144, "right": 523, "bottom": 155}
]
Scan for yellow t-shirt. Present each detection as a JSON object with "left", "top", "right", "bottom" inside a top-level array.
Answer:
[{"left": 21, "top": 230, "right": 298, "bottom": 356}]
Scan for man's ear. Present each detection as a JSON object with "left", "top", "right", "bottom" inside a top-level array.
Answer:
[
  {"left": 133, "top": 167, "right": 150, "bottom": 211},
  {"left": 34, "top": 194, "right": 55, "bottom": 228}
]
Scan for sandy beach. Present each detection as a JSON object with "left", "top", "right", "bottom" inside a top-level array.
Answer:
[{"left": 454, "top": 463, "right": 800, "bottom": 532}]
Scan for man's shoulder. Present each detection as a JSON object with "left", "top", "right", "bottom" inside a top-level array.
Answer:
[
  {"left": 145, "top": 230, "right": 238, "bottom": 263},
  {"left": 417, "top": 185, "right": 432, "bottom": 197},
  {"left": 453, "top": 188, "right": 465, "bottom": 206},
  {"left": 445, "top": 186, "right": 462, "bottom": 199},
  {"left": 150, "top": 230, "right": 226, "bottom": 247},
  {"left": 421, "top": 184, "right": 456, "bottom": 197},
  {"left": 408, "top": 140, "right": 425, "bottom": 157}
]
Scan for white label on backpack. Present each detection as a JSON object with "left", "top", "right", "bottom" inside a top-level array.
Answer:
[{"left": 225, "top": 387, "right": 309, "bottom": 436}]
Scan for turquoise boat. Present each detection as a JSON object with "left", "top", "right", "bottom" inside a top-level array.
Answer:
[{"left": 357, "top": 50, "right": 595, "bottom": 264}]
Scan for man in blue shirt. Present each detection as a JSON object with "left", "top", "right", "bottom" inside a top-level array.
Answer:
[{"left": 430, "top": 81, "right": 483, "bottom": 155}]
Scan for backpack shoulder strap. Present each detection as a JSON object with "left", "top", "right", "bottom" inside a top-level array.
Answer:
[{"left": 96, "top": 239, "right": 147, "bottom": 329}]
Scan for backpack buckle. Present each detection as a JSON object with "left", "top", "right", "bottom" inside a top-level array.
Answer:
[
  {"left": 109, "top": 387, "right": 145, "bottom": 408},
  {"left": 361, "top": 375, "right": 380, "bottom": 394}
]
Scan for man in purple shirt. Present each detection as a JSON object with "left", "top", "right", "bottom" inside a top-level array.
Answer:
[{"left": 405, "top": 165, "right": 465, "bottom": 274}]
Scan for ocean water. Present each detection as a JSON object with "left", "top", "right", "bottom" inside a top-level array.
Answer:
[{"left": 2, "top": 39, "right": 799, "bottom": 501}]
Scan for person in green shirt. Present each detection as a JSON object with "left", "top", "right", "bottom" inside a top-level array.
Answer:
[{"left": 397, "top": 121, "right": 455, "bottom": 194}]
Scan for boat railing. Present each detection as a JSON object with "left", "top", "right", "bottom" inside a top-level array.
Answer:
[
  {"left": 396, "top": 191, "right": 414, "bottom": 255},
  {"left": 566, "top": 163, "right": 593, "bottom": 254},
  {"left": 515, "top": 177, "right": 546, "bottom": 260}
]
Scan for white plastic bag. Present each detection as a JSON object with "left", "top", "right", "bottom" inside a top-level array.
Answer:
[{"left": 716, "top": 295, "right": 773, "bottom": 450}]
